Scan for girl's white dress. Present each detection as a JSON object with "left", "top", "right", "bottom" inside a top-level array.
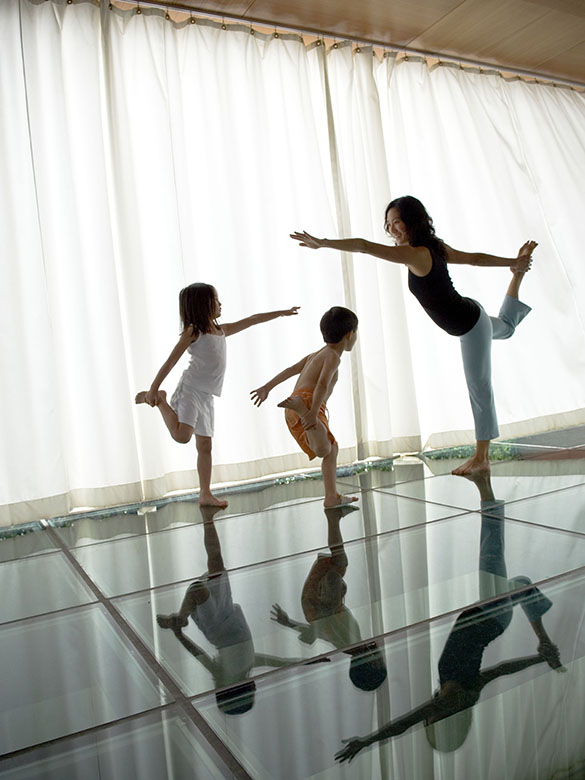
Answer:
[{"left": 170, "top": 332, "right": 226, "bottom": 434}]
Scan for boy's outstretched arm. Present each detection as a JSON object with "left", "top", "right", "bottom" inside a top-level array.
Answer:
[
  {"left": 251, "top": 354, "right": 310, "bottom": 406},
  {"left": 222, "top": 306, "right": 300, "bottom": 337}
]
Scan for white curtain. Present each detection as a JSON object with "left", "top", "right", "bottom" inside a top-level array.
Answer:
[{"left": 2, "top": 0, "right": 585, "bottom": 526}]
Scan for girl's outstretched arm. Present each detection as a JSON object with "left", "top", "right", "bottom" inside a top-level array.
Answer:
[
  {"left": 290, "top": 230, "right": 428, "bottom": 274},
  {"left": 139, "top": 328, "right": 194, "bottom": 405},
  {"left": 250, "top": 354, "right": 310, "bottom": 406},
  {"left": 222, "top": 306, "right": 300, "bottom": 337}
]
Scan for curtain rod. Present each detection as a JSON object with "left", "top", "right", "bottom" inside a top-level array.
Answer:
[{"left": 111, "top": 0, "right": 585, "bottom": 89}]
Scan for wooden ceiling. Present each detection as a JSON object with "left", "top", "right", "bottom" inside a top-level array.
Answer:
[{"left": 144, "top": 0, "right": 585, "bottom": 85}]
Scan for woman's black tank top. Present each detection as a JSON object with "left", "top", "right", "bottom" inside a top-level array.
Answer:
[{"left": 408, "top": 246, "right": 480, "bottom": 336}]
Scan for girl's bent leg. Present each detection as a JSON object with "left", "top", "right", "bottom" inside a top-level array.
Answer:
[
  {"left": 153, "top": 391, "right": 194, "bottom": 443},
  {"left": 195, "top": 434, "right": 228, "bottom": 508}
]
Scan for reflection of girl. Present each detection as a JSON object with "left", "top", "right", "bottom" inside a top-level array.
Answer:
[
  {"left": 336, "top": 474, "right": 564, "bottom": 762},
  {"left": 157, "top": 506, "right": 304, "bottom": 714},
  {"left": 291, "top": 196, "right": 536, "bottom": 475},
  {"left": 272, "top": 506, "right": 387, "bottom": 691}
]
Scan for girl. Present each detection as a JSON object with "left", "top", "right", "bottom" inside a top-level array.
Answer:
[
  {"left": 291, "top": 196, "right": 536, "bottom": 475},
  {"left": 136, "top": 282, "right": 299, "bottom": 507}
]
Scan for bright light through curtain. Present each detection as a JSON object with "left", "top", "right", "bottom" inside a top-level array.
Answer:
[{"left": 2, "top": 0, "right": 585, "bottom": 526}]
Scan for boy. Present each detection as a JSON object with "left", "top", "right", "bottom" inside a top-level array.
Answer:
[{"left": 251, "top": 306, "right": 358, "bottom": 508}]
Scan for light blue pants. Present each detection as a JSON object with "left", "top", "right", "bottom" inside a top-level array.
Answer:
[
  {"left": 460, "top": 295, "right": 531, "bottom": 441},
  {"left": 478, "top": 500, "right": 552, "bottom": 630}
]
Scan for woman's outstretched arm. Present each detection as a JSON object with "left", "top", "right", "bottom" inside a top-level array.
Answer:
[
  {"left": 445, "top": 240, "right": 537, "bottom": 269},
  {"left": 291, "top": 231, "right": 429, "bottom": 274}
]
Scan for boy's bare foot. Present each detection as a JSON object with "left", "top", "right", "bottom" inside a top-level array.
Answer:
[
  {"left": 156, "top": 613, "right": 188, "bottom": 630},
  {"left": 198, "top": 493, "right": 228, "bottom": 508},
  {"left": 324, "top": 493, "right": 359, "bottom": 508},
  {"left": 452, "top": 457, "right": 491, "bottom": 476},
  {"left": 277, "top": 396, "right": 306, "bottom": 415},
  {"left": 135, "top": 390, "right": 149, "bottom": 404}
]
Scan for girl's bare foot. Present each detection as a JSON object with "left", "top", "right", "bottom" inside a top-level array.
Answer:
[
  {"left": 277, "top": 396, "right": 306, "bottom": 415},
  {"left": 198, "top": 493, "right": 228, "bottom": 508},
  {"left": 452, "top": 457, "right": 490, "bottom": 476},
  {"left": 135, "top": 389, "right": 166, "bottom": 406},
  {"left": 324, "top": 493, "right": 359, "bottom": 508}
]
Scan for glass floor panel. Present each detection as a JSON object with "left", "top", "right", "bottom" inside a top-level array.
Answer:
[
  {"left": 0, "top": 524, "right": 57, "bottom": 563},
  {"left": 193, "top": 571, "right": 585, "bottom": 780},
  {"left": 0, "top": 551, "right": 96, "bottom": 625},
  {"left": 113, "top": 509, "right": 585, "bottom": 698},
  {"left": 0, "top": 604, "right": 172, "bottom": 756},
  {"left": 369, "top": 470, "right": 585, "bottom": 511},
  {"left": 0, "top": 707, "right": 233, "bottom": 780},
  {"left": 4, "top": 442, "right": 585, "bottom": 778},
  {"left": 70, "top": 494, "right": 467, "bottom": 597}
]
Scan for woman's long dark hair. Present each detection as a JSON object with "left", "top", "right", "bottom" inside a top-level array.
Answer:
[
  {"left": 385, "top": 196, "right": 448, "bottom": 262},
  {"left": 179, "top": 282, "right": 218, "bottom": 335}
]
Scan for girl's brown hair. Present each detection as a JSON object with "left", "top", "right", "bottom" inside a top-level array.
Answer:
[{"left": 179, "top": 283, "right": 218, "bottom": 335}]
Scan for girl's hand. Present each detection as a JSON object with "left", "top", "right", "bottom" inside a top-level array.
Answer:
[
  {"left": 335, "top": 737, "right": 370, "bottom": 763},
  {"left": 290, "top": 231, "right": 327, "bottom": 249},
  {"left": 282, "top": 306, "right": 301, "bottom": 316},
  {"left": 251, "top": 385, "right": 270, "bottom": 407},
  {"left": 511, "top": 240, "right": 537, "bottom": 272}
]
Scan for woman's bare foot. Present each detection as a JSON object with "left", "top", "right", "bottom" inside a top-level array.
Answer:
[
  {"left": 156, "top": 613, "right": 188, "bottom": 630},
  {"left": 198, "top": 492, "right": 228, "bottom": 508},
  {"left": 452, "top": 456, "right": 490, "bottom": 476},
  {"left": 324, "top": 493, "right": 359, "bottom": 508},
  {"left": 277, "top": 396, "right": 307, "bottom": 415}
]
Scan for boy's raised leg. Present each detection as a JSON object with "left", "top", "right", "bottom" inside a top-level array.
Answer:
[{"left": 278, "top": 396, "right": 332, "bottom": 458}]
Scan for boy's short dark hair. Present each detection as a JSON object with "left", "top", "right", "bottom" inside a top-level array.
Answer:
[{"left": 320, "top": 307, "right": 358, "bottom": 344}]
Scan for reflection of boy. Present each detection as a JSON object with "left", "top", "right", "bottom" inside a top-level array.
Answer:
[{"left": 271, "top": 507, "right": 386, "bottom": 691}]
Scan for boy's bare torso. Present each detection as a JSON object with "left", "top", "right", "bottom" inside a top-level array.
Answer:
[{"left": 293, "top": 346, "right": 340, "bottom": 396}]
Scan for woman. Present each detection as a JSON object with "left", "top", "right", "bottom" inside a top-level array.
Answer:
[{"left": 291, "top": 196, "right": 536, "bottom": 475}]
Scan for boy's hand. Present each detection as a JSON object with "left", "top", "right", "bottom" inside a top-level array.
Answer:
[
  {"left": 251, "top": 385, "right": 270, "bottom": 407},
  {"left": 301, "top": 411, "right": 319, "bottom": 430},
  {"left": 290, "top": 231, "right": 326, "bottom": 249},
  {"left": 144, "top": 389, "right": 159, "bottom": 406},
  {"left": 271, "top": 603, "right": 294, "bottom": 627},
  {"left": 282, "top": 306, "right": 301, "bottom": 316}
]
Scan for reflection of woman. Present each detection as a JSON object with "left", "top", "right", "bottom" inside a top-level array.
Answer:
[
  {"left": 291, "top": 196, "right": 536, "bottom": 475},
  {"left": 272, "top": 506, "right": 387, "bottom": 691},
  {"left": 157, "top": 506, "right": 304, "bottom": 714},
  {"left": 336, "top": 473, "right": 565, "bottom": 762}
]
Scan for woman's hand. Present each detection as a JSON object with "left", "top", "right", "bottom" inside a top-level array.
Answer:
[
  {"left": 290, "top": 231, "right": 327, "bottom": 249},
  {"left": 281, "top": 306, "right": 301, "bottom": 316},
  {"left": 511, "top": 240, "right": 538, "bottom": 272}
]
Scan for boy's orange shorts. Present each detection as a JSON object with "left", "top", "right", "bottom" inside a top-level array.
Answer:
[{"left": 284, "top": 388, "right": 336, "bottom": 460}]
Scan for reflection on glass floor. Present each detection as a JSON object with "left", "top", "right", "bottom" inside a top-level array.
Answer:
[{"left": 2, "top": 429, "right": 585, "bottom": 778}]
